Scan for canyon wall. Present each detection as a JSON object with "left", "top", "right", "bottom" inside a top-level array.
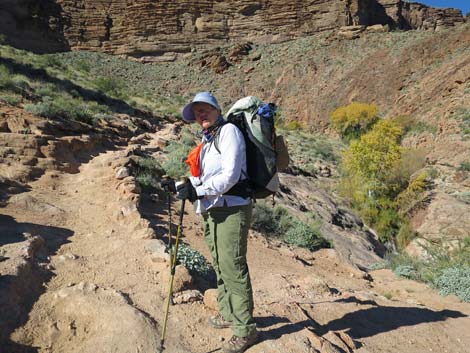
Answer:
[{"left": 0, "top": 0, "right": 466, "bottom": 55}]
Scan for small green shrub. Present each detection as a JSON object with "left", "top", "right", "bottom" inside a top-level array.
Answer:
[
  {"left": 162, "top": 129, "right": 196, "bottom": 179},
  {"left": 37, "top": 55, "right": 63, "bottom": 69},
  {"left": 135, "top": 157, "right": 165, "bottom": 190},
  {"left": 252, "top": 202, "right": 330, "bottom": 251},
  {"left": 453, "top": 191, "right": 470, "bottom": 204},
  {"left": 369, "top": 261, "right": 387, "bottom": 270},
  {"left": 24, "top": 95, "right": 109, "bottom": 125},
  {"left": 395, "top": 221, "right": 417, "bottom": 250},
  {"left": 405, "top": 121, "right": 437, "bottom": 135},
  {"left": 433, "top": 266, "right": 470, "bottom": 302},
  {"left": 283, "top": 219, "right": 329, "bottom": 251},
  {"left": 387, "top": 237, "right": 470, "bottom": 302},
  {"left": 174, "top": 243, "right": 212, "bottom": 277},
  {"left": 458, "top": 162, "right": 470, "bottom": 172},
  {"left": 251, "top": 203, "right": 289, "bottom": 236},
  {"left": 394, "top": 265, "right": 416, "bottom": 279},
  {"left": 93, "top": 77, "right": 128, "bottom": 99},
  {"left": 73, "top": 59, "right": 91, "bottom": 73},
  {"left": 0, "top": 92, "right": 21, "bottom": 105}
]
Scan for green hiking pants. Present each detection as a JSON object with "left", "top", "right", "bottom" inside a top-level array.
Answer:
[{"left": 202, "top": 203, "right": 256, "bottom": 337}]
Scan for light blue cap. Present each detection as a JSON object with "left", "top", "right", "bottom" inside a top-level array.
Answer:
[{"left": 182, "top": 91, "right": 221, "bottom": 122}]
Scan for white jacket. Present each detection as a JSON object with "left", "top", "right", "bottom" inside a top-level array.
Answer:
[{"left": 190, "top": 123, "right": 250, "bottom": 213}]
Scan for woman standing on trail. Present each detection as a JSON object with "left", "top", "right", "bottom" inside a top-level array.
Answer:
[{"left": 161, "top": 92, "right": 257, "bottom": 353}]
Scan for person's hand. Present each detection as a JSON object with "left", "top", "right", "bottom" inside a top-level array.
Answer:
[
  {"left": 160, "top": 177, "right": 176, "bottom": 193},
  {"left": 176, "top": 178, "right": 199, "bottom": 202}
]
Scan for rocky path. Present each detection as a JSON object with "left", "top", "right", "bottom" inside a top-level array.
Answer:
[{"left": 1, "top": 129, "right": 470, "bottom": 353}]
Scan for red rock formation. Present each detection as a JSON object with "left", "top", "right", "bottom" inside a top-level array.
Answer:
[{"left": 0, "top": 0, "right": 465, "bottom": 55}]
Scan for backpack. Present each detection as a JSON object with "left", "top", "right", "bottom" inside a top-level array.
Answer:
[{"left": 215, "top": 96, "right": 289, "bottom": 199}]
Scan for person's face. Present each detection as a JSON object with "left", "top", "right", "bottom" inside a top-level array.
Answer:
[{"left": 192, "top": 102, "right": 219, "bottom": 129}]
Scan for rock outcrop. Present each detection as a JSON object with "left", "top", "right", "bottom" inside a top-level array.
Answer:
[{"left": 0, "top": 0, "right": 465, "bottom": 55}]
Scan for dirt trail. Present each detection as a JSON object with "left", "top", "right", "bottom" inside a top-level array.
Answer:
[{"left": 1, "top": 129, "right": 470, "bottom": 353}]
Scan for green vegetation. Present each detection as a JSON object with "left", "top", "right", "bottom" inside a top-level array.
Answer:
[
  {"left": 251, "top": 202, "right": 330, "bottom": 251},
  {"left": 330, "top": 102, "right": 379, "bottom": 141},
  {"left": 162, "top": 127, "right": 197, "bottom": 179},
  {"left": 279, "top": 127, "right": 341, "bottom": 176},
  {"left": 387, "top": 237, "right": 470, "bottom": 302},
  {"left": 173, "top": 242, "right": 212, "bottom": 277},
  {"left": 134, "top": 157, "right": 165, "bottom": 190},
  {"left": 334, "top": 104, "right": 430, "bottom": 246},
  {"left": 458, "top": 162, "right": 470, "bottom": 172},
  {"left": 0, "top": 43, "right": 184, "bottom": 125}
]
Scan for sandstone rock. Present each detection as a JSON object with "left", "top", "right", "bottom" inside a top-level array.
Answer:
[
  {"left": 140, "top": 54, "right": 177, "bottom": 63},
  {"left": 298, "top": 276, "right": 332, "bottom": 297},
  {"left": 173, "top": 289, "right": 203, "bottom": 304},
  {"left": 115, "top": 167, "right": 129, "bottom": 179},
  {"left": 405, "top": 237, "right": 431, "bottom": 260},
  {"left": 4, "top": 1, "right": 463, "bottom": 56},
  {"left": 119, "top": 203, "right": 138, "bottom": 217},
  {"left": 415, "top": 193, "right": 470, "bottom": 243},
  {"left": 203, "top": 288, "right": 218, "bottom": 311},
  {"left": 144, "top": 239, "right": 170, "bottom": 263},
  {"left": 366, "top": 24, "right": 390, "bottom": 33},
  {"left": 43, "top": 283, "right": 160, "bottom": 353},
  {"left": 158, "top": 265, "right": 193, "bottom": 296}
]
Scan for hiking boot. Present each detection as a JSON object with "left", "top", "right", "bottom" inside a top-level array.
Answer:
[
  {"left": 208, "top": 314, "right": 232, "bottom": 329},
  {"left": 222, "top": 331, "right": 258, "bottom": 353}
]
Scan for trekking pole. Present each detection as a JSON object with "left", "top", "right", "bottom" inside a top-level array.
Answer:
[
  {"left": 158, "top": 199, "right": 186, "bottom": 353},
  {"left": 166, "top": 190, "right": 173, "bottom": 261}
]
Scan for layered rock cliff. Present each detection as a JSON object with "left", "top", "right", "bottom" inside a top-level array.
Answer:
[{"left": 0, "top": 0, "right": 466, "bottom": 56}]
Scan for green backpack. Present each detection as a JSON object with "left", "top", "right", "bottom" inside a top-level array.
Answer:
[{"left": 215, "top": 96, "right": 289, "bottom": 199}]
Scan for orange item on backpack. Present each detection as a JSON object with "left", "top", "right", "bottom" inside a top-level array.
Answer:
[{"left": 185, "top": 142, "right": 204, "bottom": 177}]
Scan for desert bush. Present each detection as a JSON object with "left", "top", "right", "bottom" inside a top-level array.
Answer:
[
  {"left": 393, "top": 264, "right": 416, "bottom": 279},
  {"left": 433, "top": 266, "right": 470, "bottom": 302},
  {"left": 395, "top": 220, "right": 417, "bottom": 250},
  {"left": 388, "top": 237, "right": 470, "bottom": 302},
  {"left": 405, "top": 121, "right": 437, "bottom": 135},
  {"left": 251, "top": 202, "right": 330, "bottom": 251},
  {"left": 330, "top": 102, "right": 379, "bottom": 141},
  {"left": 93, "top": 77, "right": 128, "bottom": 99},
  {"left": 0, "top": 92, "right": 21, "bottom": 105},
  {"left": 458, "top": 162, "right": 470, "bottom": 172},
  {"left": 135, "top": 157, "right": 165, "bottom": 190},
  {"left": 162, "top": 127, "right": 197, "bottom": 179},
  {"left": 283, "top": 219, "right": 329, "bottom": 251},
  {"left": 73, "top": 58, "right": 91, "bottom": 73},
  {"left": 24, "top": 95, "right": 109, "bottom": 125},
  {"left": 0, "top": 64, "right": 15, "bottom": 91},
  {"left": 36, "top": 55, "right": 63, "bottom": 69},
  {"left": 395, "top": 171, "right": 429, "bottom": 214},
  {"left": 452, "top": 191, "right": 470, "bottom": 204},
  {"left": 251, "top": 202, "right": 290, "bottom": 236},
  {"left": 174, "top": 242, "right": 212, "bottom": 277}
]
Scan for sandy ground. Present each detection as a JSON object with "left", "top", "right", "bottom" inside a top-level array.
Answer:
[{"left": 1, "top": 129, "right": 469, "bottom": 353}]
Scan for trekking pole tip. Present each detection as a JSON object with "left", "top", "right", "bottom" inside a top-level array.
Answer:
[{"left": 157, "top": 341, "right": 165, "bottom": 353}]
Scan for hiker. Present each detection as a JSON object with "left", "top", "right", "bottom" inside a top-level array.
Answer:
[{"left": 161, "top": 91, "right": 258, "bottom": 353}]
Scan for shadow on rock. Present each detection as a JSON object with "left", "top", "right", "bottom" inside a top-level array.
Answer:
[
  {"left": 0, "top": 179, "right": 31, "bottom": 208},
  {"left": 0, "top": 215, "right": 74, "bottom": 351}
]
